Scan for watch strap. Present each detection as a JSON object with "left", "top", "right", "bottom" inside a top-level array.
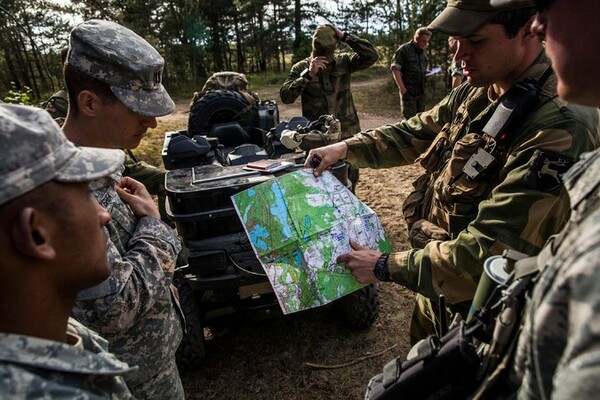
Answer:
[{"left": 374, "top": 253, "right": 390, "bottom": 282}]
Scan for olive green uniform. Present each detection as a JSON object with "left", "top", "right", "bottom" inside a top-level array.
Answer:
[
  {"left": 343, "top": 52, "right": 600, "bottom": 343},
  {"left": 391, "top": 41, "right": 428, "bottom": 119},
  {"left": 279, "top": 34, "right": 378, "bottom": 139}
]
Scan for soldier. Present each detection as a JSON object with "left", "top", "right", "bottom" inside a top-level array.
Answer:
[
  {"left": 306, "top": 0, "right": 600, "bottom": 344},
  {"left": 61, "top": 20, "right": 184, "bottom": 399},
  {"left": 280, "top": 23, "right": 378, "bottom": 189},
  {"left": 474, "top": 0, "right": 600, "bottom": 397},
  {"left": 0, "top": 104, "right": 134, "bottom": 398},
  {"left": 391, "top": 27, "right": 432, "bottom": 119},
  {"left": 40, "top": 47, "right": 69, "bottom": 125}
]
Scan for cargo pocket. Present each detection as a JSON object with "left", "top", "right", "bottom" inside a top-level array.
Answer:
[
  {"left": 438, "top": 133, "right": 495, "bottom": 204},
  {"left": 409, "top": 219, "right": 450, "bottom": 249},
  {"left": 403, "top": 174, "right": 430, "bottom": 229}
]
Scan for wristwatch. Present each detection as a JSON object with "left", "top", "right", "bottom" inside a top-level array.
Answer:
[
  {"left": 300, "top": 68, "right": 312, "bottom": 81},
  {"left": 373, "top": 253, "right": 390, "bottom": 282}
]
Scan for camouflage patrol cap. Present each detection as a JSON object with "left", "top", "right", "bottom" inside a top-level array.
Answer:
[
  {"left": 429, "top": 0, "right": 535, "bottom": 36},
  {"left": 0, "top": 104, "right": 124, "bottom": 206},
  {"left": 68, "top": 19, "right": 175, "bottom": 117}
]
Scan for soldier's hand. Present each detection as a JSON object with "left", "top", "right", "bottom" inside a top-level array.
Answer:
[
  {"left": 326, "top": 23, "right": 344, "bottom": 41},
  {"left": 115, "top": 176, "right": 160, "bottom": 219},
  {"left": 337, "top": 240, "right": 381, "bottom": 284},
  {"left": 304, "top": 141, "right": 348, "bottom": 177},
  {"left": 309, "top": 56, "right": 329, "bottom": 77}
]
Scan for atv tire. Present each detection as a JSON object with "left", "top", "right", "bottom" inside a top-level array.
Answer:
[
  {"left": 174, "top": 277, "right": 206, "bottom": 370},
  {"left": 188, "top": 90, "right": 257, "bottom": 136},
  {"left": 335, "top": 284, "right": 380, "bottom": 329}
]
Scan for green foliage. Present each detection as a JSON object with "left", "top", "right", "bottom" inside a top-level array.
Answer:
[
  {"left": 3, "top": 83, "right": 33, "bottom": 105},
  {"left": 291, "top": 33, "right": 311, "bottom": 65},
  {"left": 1, "top": 0, "right": 454, "bottom": 105}
]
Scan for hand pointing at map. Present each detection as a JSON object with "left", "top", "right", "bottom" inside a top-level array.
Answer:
[
  {"left": 337, "top": 240, "right": 382, "bottom": 284},
  {"left": 305, "top": 141, "right": 348, "bottom": 177}
]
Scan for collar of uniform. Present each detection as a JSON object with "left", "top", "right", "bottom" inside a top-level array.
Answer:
[
  {"left": 486, "top": 50, "right": 554, "bottom": 102},
  {"left": 0, "top": 331, "right": 134, "bottom": 375},
  {"left": 410, "top": 41, "right": 424, "bottom": 53}
]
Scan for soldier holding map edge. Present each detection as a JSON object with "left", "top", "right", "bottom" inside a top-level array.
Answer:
[{"left": 306, "top": 0, "right": 600, "bottom": 344}]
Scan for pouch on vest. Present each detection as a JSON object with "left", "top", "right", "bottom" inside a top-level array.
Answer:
[{"left": 365, "top": 321, "right": 480, "bottom": 400}]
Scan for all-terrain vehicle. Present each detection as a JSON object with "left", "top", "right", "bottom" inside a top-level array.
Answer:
[{"left": 163, "top": 72, "right": 380, "bottom": 369}]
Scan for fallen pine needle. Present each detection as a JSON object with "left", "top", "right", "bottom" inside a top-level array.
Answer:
[{"left": 305, "top": 343, "right": 398, "bottom": 369}]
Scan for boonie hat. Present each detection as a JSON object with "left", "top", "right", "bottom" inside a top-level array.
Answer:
[
  {"left": 429, "top": 0, "right": 535, "bottom": 36},
  {"left": 0, "top": 104, "right": 124, "bottom": 206},
  {"left": 68, "top": 19, "right": 175, "bottom": 117}
]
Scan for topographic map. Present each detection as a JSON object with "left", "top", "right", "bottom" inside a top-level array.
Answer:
[{"left": 231, "top": 168, "right": 392, "bottom": 314}]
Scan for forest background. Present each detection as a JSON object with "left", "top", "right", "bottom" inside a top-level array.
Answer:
[{"left": 1, "top": 0, "right": 448, "bottom": 103}]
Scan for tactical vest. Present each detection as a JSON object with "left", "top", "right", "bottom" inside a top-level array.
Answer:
[{"left": 403, "top": 70, "right": 555, "bottom": 249}]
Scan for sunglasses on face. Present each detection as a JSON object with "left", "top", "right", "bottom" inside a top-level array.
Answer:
[{"left": 534, "top": 0, "right": 555, "bottom": 12}]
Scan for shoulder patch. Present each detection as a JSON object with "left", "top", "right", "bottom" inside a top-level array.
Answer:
[{"left": 525, "top": 150, "right": 574, "bottom": 191}]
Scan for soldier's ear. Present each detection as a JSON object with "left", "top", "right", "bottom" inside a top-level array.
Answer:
[
  {"left": 11, "top": 207, "right": 56, "bottom": 261},
  {"left": 77, "top": 90, "right": 101, "bottom": 117}
]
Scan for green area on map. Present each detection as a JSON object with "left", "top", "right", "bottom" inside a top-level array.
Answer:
[{"left": 232, "top": 169, "right": 392, "bottom": 314}]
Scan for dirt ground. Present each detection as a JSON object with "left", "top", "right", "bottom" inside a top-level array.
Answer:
[{"left": 156, "top": 89, "right": 424, "bottom": 399}]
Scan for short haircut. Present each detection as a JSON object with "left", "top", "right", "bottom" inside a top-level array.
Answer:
[
  {"left": 416, "top": 27, "right": 432, "bottom": 38},
  {"left": 490, "top": 7, "right": 537, "bottom": 38},
  {"left": 64, "top": 63, "right": 118, "bottom": 116}
]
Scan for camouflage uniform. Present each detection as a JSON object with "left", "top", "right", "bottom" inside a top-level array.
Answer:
[
  {"left": 66, "top": 20, "right": 184, "bottom": 399},
  {"left": 391, "top": 41, "right": 428, "bottom": 119},
  {"left": 279, "top": 34, "right": 378, "bottom": 139},
  {"left": 504, "top": 148, "right": 600, "bottom": 399},
  {"left": 0, "top": 318, "right": 134, "bottom": 399},
  {"left": 343, "top": 52, "right": 600, "bottom": 343},
  {"left": 72, "top": 168, "right": 184, "bottom": 399}
]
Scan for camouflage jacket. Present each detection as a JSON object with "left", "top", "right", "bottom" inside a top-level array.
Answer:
[
  {"left": 344, "top": 52, "right": 600, "bottom": 308},
  {"left": 279, "top": 34, "right": 378, "bottom": 139},
  {"left": 509, "top": 148, "right": 600, "bottom": 399},
  {"left": 72, "top": 168, "right": 184, "bottom": 399},
  {"left": 391, "top": 41, "right": 428, "bottom": 96},
  {"left": 0, "top": 318, "right": 134, "bottom": 399}
]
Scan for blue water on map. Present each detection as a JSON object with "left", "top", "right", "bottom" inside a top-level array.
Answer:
[
  {"left": 269, "top": 181, "right": 292, "bottom": 239},
  {"left": 249, "top": 224, "right": 269, "bottom": 251}
]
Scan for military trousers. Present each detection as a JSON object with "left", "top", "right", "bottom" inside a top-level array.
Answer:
[
  {"left": 400, "top": 93, "right": 426, "bottom": 120},
  {"left": 409, "top": 293, "right": 471, "bottom": 345}
]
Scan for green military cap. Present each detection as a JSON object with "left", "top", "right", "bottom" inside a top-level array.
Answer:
[
  {"left": 429, "top": 0, "right": 535, "bottom": 36},
  {"left": 0, "top": 104, "right": 124, "bottom": 206},
  {"left": 68, "top": 19, "right": 175, "bottom": 117}
]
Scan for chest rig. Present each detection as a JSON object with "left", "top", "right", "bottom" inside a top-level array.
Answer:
[{"left": 403, "top": 68, "right": 554, "bottom": 249}]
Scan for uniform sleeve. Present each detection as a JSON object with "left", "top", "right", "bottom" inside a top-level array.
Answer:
[
  {"left": 279, "top": 60, "right": 310, "bottom": 104},
  {"left": 387, "top": 113, "right": 599, "bottom": 304},
  {"left": 344, "top": 88, "right": 461, "bottom": 168},
  {"left": 345, "top": 35, "right": 379, "bottom": 72},
  {"left": 73, "top": 217, "right": 182, "bottom": 333},
  {"left": 390, "top": 46, "right": 404, "bottom": 71},
  {"left": 550, "top": 225, "right": 600, "bottom": 399}
]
